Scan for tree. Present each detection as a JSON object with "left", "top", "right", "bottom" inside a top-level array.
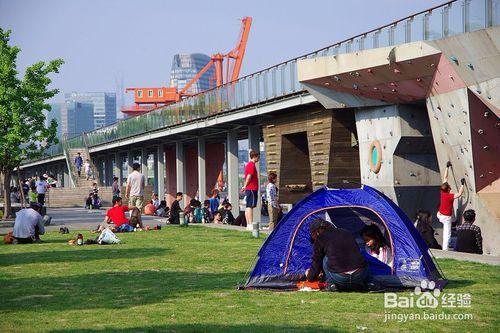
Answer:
[{"left": 0, "top": 28, "right": 63, "bottom": 218}]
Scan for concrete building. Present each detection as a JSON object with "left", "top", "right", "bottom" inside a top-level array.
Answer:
[
  {"left": 20, "top": 1, "right": 499, "bottom": 255},
  {"left": 169, "top": 53, "right": 215, "bottom": 94},
  {"left": 46, "top": 103, "right": 63, "bottom": 139},
  {"left": 65, "top": 92, "right": 117, "bottom": 129},
  {"left": 61, "top": 101, "right": 94, "bottom": 138}
]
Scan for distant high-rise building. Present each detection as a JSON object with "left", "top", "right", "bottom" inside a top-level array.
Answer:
[
  {"left": 60, "top": 101, "right": 94, "bottom": 138},
  {"left": 65, "top": 92, "right": 116, "bottom": 129},
  {"left": 45, "top": 103, "right": 63, "bottom": 139},
  {"left": 169, "top": 53, "right": 215, "bottom": 94}
]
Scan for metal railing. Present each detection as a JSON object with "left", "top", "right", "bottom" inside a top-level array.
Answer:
[{"left": 37, "top": 0, "right": 498, "bottom": 159}]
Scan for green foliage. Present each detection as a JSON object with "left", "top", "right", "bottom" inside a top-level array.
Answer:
[
  {"left": 0, "top": 226, "right": 498, "bottom": 332},
  {"left": 0, "top": 28, "right": 64, "bottom": 172}
]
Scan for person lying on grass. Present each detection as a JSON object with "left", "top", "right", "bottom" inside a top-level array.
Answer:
[
  {"left": 95, "top": 196, "right": 143, "bottom": 232},
  {"left": 305, "top": 219, "right": 369, "bottom": 292}
]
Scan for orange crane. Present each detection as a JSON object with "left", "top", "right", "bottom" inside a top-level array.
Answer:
[{"left": 122, "top": 17, "right": 252, "bottom": 117}]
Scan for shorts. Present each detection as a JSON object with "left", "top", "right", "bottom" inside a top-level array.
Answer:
[
  {"left": 245, "top": 190, "right": 258, "bottom": 208},
  {"left": 129, "top": 195, "right": 144, "bottom": 211}
]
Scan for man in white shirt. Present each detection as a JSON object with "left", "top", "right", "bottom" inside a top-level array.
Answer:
[
  {"left": 35, "top": 176, "right": 48, "bottom": 205},
  {"left": 13, "top": 203, "right": 45, "bottom": 243},
  {"left": 126, "top": 162, "right": 146, "bottom": 212}
]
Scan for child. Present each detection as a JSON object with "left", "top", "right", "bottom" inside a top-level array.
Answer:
[
  {"left": 151, "top": 193, "right": 160, "bottom": 208},
  {"left": 202, "top": 199, "right": 212, "bottom": 223},
  {"left": 209, "top": 189, "right": 219, "bottom": 215},
  {"left": 222, "top": 202, "right": 235, "bottom": 225},
  {"left": 193, "top": 201, "right": 203, "bottom": 223},
  {"left": 169, "top": 192, "right": 183, "bottom": 224},
  {"left": 415, "top": 210, "right": 440, "bottom": 249},
  {"left": 29, "top": 186, "right": 37, "bottom": 204},
  {"left": 213, "top": 211, "right": 222, "bottom": 224},
  {"left": 361, "top": 224, "right": 393, "bottom": 267},
  {"left": 112, "top": 176, "right": 120, "bottom": 200},
  {"left": 83, "top": 159, "right": 92, "bottom": 180}
]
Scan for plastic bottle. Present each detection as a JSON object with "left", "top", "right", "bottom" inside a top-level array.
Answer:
[{"left": 77, "top": 233, "right": 83, "bottom": 245}]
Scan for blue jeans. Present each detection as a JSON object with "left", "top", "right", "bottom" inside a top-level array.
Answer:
[{"left": 323, "top": 257, "right": 369, "bottom": 290}]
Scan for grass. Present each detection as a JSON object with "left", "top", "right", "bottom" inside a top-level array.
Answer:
[{"left": 0, "top": 226, "right": 498, "bottom": 333}]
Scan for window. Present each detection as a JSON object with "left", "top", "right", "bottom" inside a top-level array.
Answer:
[
  {"left": 148, "top": 90, "right": 153, "bottom": 97},
  {"left": 137, "top": 90, "right": 143, "bottom": 98},
  {"left": 158, "top": 89, "right": 163, "bottom": 97}
]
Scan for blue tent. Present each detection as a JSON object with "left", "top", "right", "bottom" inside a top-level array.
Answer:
[{"left": 245, "top": 185, "right": 447, "bottom": 290}]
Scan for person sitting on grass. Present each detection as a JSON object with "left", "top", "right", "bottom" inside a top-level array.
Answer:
[
  {"left": 155, "top": 200, "right": 169, "bottom": 217},
  {"left": 455, "top": 209, "right": 483, "bottom": 255},
  {"left": 221, "top": 201, "right": 235, "bottom": 225},
  {"left": 12, "top": 202, "right": 45, "bottom": 244},
  {"left": 202, "top": 199, "right": 212, "bottom": 223},
  {"left": 169, "top": 192, "right": 183, "bottom": 224},
  {"left": 361, "top": 224, "right": 393, "bottom": 267},
  {"left": 305, "top": 219, "right": 368, "bottom": 292},
  {"left": 213, "top": 211, "right": 223, "bottom": 224},
  {"left": 96, "top": 196, "right": 143, "bottom": 232},
  {"left": 414, "top": 210, "right": 440, "bottom": 249}
]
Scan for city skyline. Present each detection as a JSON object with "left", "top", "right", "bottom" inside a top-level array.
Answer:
[{"left": 0, "top": 0, "right": 445, "bottom": 119}]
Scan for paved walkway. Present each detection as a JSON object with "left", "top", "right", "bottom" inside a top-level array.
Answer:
[{"left": 1, "top": 207, "right": 498, "bottom": 266}]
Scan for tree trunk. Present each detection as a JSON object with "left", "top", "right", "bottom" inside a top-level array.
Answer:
[{"left": 2, "top": 171, "right": 12, "bottom": 219}]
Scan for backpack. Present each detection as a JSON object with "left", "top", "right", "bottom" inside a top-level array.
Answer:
[{"left": 3, "top": 231, "right": 14, "bottom": 244}]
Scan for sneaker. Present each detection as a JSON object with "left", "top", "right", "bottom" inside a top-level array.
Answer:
[{"left": 322, "top": 283, "right": 339, "bottom": 292}]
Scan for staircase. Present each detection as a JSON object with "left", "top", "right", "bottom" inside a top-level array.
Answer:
[
  {"left": 45, "top": 186, "right": 114, "bottom": 208},
  {"left": 67, "top": 148, "right": 99, "bottom": 187}
]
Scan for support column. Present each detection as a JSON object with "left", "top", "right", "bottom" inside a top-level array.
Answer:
[
  {"left": 63, "top": 165, "right": 70, "bottom": 188},
  {"left": 127, "top": 151, "right": 133, "bottom": 175},
  {"left": 227, "top": 130, "right": 239, "bottom": 218},
  {"left": 157, "top": 144, "right": 165, "bottom": 199},
  {"left": 198, "top": 137, "right": 207, "bottom": 201},
  {"left": 248, "top": 125, "right": 261, "bottom": 235},
  {"left": 141, "top": 148, "right": 148, "bottom": 185},
  {"left": 114, "top": 153, "right": 122, "bottom": 186},
  {"left": 176, "top": 141, "right": 186, "bottom": 202}
]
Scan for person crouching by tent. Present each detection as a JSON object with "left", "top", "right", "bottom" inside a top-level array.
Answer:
[
  {"left": 12, "top": 202, "right": 45, "bottom": 244},
  {"left": 305, "top": 219, "right": 368, "bottom": 291},
  {"left": 438, "top": 161, "right": 465, "bottom": 251},
  {"left": 96, "top": 196, "right": 143, "bottom": 232},
  {"left": 361, "top": 224, "right": 393, "bottom": 268}
]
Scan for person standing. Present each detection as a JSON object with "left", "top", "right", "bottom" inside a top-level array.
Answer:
[
  {"left": 241, "top": 150, "right": 260, "bottom": 231},
  {"left": 455, "top": 209, "right": 482, "bottom": 254},
  {"left": 74, "top": 152, "right": 83, "bottom": 177},
  {"left": 35, "top": 176, "right": 48, "bottom": 206},
  {"left": 83, "top": 159, "right": 92, "bottom": 180},
  {"left": 266, "top": 172, "right": 280, "bottom": 230},
  {"left": 169, "top": 192, "right": 183, "bottom": 224},
  {"left": 437, "top": 161, "right": 464, "bottom": 251},
  {"left": 111, "top": 176, "right": 121, "bottom": 200},
  {"left": 125, "top": 162, "right": 145, "bottom": 212}
]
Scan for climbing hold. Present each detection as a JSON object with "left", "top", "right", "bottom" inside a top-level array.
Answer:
[
  {"left": 391, "top": 89, "right": 397, "bottom": 92},
  {"left": 449, "top": 75, "right": 454, "bottom": 81},
  {"left": 483, "top": 145, "right": 489, "bottom": 150},
  {"left": 487, "top": 96, "right": 492, "bottom": 100},
  {"left": 389, "top": 131, "right": 393, "bottom": 136},
  {"left": 390, "top": 82, "right": 397, "bottom": 87},
  {"left": 353, "top": 84, "right": 359, "bottom": 90},
  {"left": 409, "top": 172, "right": 416, "bottom": 177},
  {"left": 324, "top": 82, "right": 330, "bottom": 86},
  {"left": 406, "top": 60, "right": 412, "bottom": 64},
  {"left": 484, "top": 111, "right": 489, "bottom": 117},
  {"left": 373, "top": 87, "right": 379, "bottom": 90},
  {"left": 448, "top": 113, "right": 451, "bottom": 118},
  {"left": 355, "top": 72, "right": 360, "bottom": 76},
  {"left": 467, "top": 63, "right": 474, "bottom": 70},
  {"left": 479, "top": 174, "right": 484, "bottom": 178},
  {"left": 430, "top": 63, "right": 435, "bottom": 67},
  {"left": 476, "top": 88, "right": 482, "bottom": 94},
  {"left": 449, "top": 55, "right": 459, "bottom": 64},
  {"left": 416, "top": 78, "right": 422, "bottom": 82},
  {"left": 450, "top": 103, "right": 454, "bottom": 108},
  {"left": 437, "top": 106, "right": 442, "bottom": 111},
  {"left": 334, "top": 75, "right": 340, "bottom": 81},
  {"left": 367, "top": 69, "right": 373, "bottom": 73},
  {"left": 394, "top": 68, "right": 401, "bottom": 74},
  {"left": 478, "top": 129, "right": 484, "bottom": 134},
  {"left": 458, "top": 130, "right": 462, "bottom": 135}
]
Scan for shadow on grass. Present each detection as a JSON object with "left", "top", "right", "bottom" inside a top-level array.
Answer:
[
  {"left": 445, "top": 279, "right": 475, "bottom": 290},
  {"left": 0, "top": 270, "right": 244, "bottom": 312},
  {"left": 0, "top": 247, "right": 170, "bottom": 266},
  {"left": 49, "top": 324, "right": 340, "bottom": 333}
]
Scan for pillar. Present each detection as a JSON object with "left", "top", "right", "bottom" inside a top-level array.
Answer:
[
  {"left": 176, "top": 141, "right": 186, "bottom": 203},
  {"left": 227, "top": 130, "right": 239, "bottom": 218},
  {"left": 114, "top": 153, "right": 122, "bottom": 186},
  {"left": 157, "top": 144, "right": 165, "bottom": 200},
  {"left": 127, "top": 151, "right": 133, "bottom": 175},
  {"left": 141, "top": 148, "right": 148, "bottom": 183},
  {"left": 198, "top": 137, "right": 207, "bottom": 200},
  {"left": 63, "top": 164, "right": 70, "bottom": 188},
  {"left": 248, "top": 125, "right": 262, "bottom": 232}
]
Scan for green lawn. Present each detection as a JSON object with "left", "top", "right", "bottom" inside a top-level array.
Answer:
[{"left": 0, "top": 226, "right": 498, "bottom": 332}]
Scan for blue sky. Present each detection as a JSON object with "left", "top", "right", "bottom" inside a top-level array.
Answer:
[{"left": 0, "top": 0, "right": 445, "bottom": 110}]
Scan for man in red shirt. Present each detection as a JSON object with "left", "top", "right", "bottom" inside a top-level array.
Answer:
[
  {"left": 437, "top": 161, "right": 464, "bottom": 250},
  {"left": 97, "top": 197, "right": 143, "bottom": 232},
  {"left": 241, "top": 150, "right": 260, "bottom": 231}
]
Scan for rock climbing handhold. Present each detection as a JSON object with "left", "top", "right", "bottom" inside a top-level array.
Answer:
[
  {"left": 367, "top": 69, "right": 373, "bottom": 73},
  {"left": 394, "top": 68, "right": 401, "bottom": 74},
  {"left": 449, "top": 55, "right": 459, "bottom": 64},
  {"left": 467, "top": 63, "right": 474, "bottom": 70},
  {"left": 478, "top": 129, "right": 484, "bottom": 134},
  {"left": 416, "top": 78, "right": 422, "bottom": 82},
  {"left": 334, "top": 75, "right": 340, "bottom": 81},
  {"left": 353, "top": 84, "right": 359, "bottom": 89}
]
